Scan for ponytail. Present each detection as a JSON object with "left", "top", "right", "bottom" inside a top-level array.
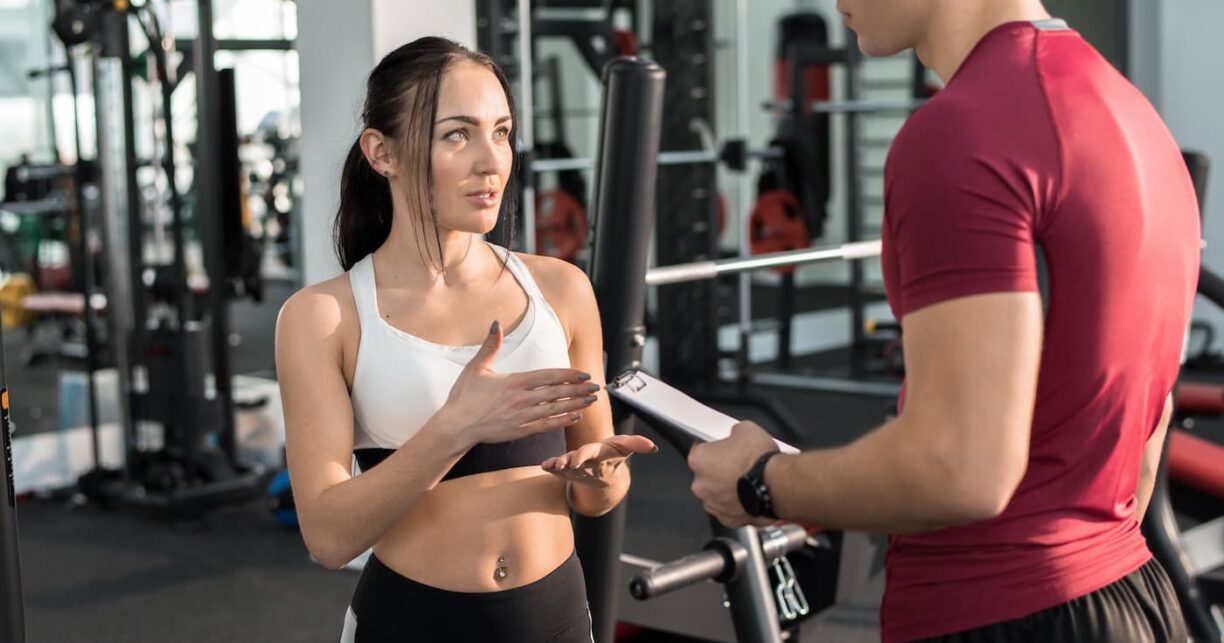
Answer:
[{"left": 333, "top": 139, "right": 392, "bottom": 271}]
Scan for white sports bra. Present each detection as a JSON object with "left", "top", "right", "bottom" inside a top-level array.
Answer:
[{"left": 347, "top": 244, "right": 572, "bottom": 478}]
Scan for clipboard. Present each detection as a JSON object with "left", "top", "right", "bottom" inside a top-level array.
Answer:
[{"left": 607, "top": 368, "right": 799, "bottom": 455}]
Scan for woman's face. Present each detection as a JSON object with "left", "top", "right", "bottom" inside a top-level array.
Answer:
[{"left": 429, "top": 60, "right": 514, "bottom": 235}]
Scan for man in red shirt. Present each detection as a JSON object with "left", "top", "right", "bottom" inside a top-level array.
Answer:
[{"left": 687, "top": 1, "right": 1200, "bottom": 641}]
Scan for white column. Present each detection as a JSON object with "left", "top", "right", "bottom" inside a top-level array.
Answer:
[
  {"left": 296, "top": 0, "right": 476, "bottom": 287},
  {"left": 372, "top": 0, "right": 477, "bottom": 57}
]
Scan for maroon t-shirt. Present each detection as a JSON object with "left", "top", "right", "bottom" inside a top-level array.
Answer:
[{"left": 879, "top": 20, "right": 1200, "bottom": 642}]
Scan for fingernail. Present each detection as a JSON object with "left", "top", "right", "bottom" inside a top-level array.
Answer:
[
  {"left": 570, "top": 413, "right": 582, "bottom": 421},
  {"left": 584, "top": 396, "right": 598, "bottom": 404},
  {"left": 489, "top": 320, "right": 500, "bottom": 334},
  {"left": 578, "top": 372, "right": 592, "bottom": 381},
  {"left": 652, "top": 445, "right": 660, "bottom": 453},
  {"left": 586, "top": 384, "right": 600, "bottom": 393}
]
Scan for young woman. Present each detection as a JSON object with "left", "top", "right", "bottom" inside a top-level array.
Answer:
[{"left": 275, "top": 37, "right": 656, "bottom": 643}]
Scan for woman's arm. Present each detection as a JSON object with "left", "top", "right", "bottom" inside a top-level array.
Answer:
[{"left": 276, "top": 285, "right": 466, "bottom": 569}]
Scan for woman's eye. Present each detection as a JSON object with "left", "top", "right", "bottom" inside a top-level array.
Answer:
[
  {"left": 445, "top": 130, "right": 467, "bottom": 142},
  {"left": 493, "top": 127, "right": 510, "bottom": 141}
]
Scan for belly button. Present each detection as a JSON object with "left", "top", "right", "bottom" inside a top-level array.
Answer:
[{"left": 494, "top": 556, "right": 509, "bottom": 582}]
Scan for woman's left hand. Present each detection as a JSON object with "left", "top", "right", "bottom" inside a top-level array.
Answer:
[{"left": 542, "top": 435, "right": 658, "bottom": 487}]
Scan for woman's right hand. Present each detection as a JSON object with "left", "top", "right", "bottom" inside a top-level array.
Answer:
[{"left": 435, "top": 320, "right": 599, "bottom": 447}]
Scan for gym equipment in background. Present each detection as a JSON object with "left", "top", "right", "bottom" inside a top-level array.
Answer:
[
  {"left": 1145, "top": 150, "right": 1224, "bottom": 642},
  {"left": 52, "top": 0, "right": 269, "bottom": 520},
  {"left": 532, "top": 57, "right": 589, "bottom": 263},
  {"left": 0, "top": 319, "right": 27, "bottom": 643},
  {"left": 265, "top": 468, "right": 298, "bottom": 529}
]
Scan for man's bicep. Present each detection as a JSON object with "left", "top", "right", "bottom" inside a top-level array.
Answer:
[{"left": 900, "top": 293, "right": 1044, "bottom": 495}]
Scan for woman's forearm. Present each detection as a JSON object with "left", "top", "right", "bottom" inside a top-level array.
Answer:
[
  {"left": 568, "top": 464, "right": 631, "bottom": 517},
  {"left": 301, "top": 418, "right": 468, "bottom": 569}
]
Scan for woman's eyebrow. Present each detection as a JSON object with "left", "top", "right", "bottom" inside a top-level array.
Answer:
[{"left": 435, "top": 115, "right": 513, "bottom": 126}]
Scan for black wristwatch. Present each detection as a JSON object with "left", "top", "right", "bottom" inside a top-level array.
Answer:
[{"left": 737, "top": 450, "right": 781, "bottom": 519}]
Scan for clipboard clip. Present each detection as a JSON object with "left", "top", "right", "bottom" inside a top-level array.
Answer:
[{"left": 610, "top": 369, "right": 648, "bottom": 393}]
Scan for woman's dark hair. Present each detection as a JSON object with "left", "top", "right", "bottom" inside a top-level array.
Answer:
[{"left": 334, "top": 37, "right": 518, "bottom": 271}]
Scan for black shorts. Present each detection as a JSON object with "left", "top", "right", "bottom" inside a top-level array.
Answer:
[
  {"left": 341, "top": 551, "right": 593, "bottom": 643},
  {"left": 916, "top": 558, "right": 1188, "bottom": 643}
]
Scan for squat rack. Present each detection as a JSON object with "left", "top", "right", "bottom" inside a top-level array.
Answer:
[{"left": 586, "top": 53, "right": 885, "bottom": 643}]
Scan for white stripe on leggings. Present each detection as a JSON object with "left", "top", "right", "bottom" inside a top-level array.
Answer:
[{"left": 339, "top": 606, "right": 357, "bottom": 643}]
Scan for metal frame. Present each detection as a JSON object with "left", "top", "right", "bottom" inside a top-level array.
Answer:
[
  {"left": 580, "top": 56, "right": 666, "bottom": 643},
  {"left": 0, "top": 322, "right": 25, "bottom": 643},
  {"left": 517, "top": 0, "right": 537, "bottom": 254},
  {"left": 530, "top": 145, "right": 777, "bottom": 173},
  {"left": 735, "top": 0, "right": 755, "bottom": 383},
  {"left": 94, "top": 34, "right": 140, "bottom": 476},
  {"left": 193, "top": 0, "right": 239, "bottom": 459},
  {"left": 843, "top": 25, "right": 868, "bottom": 377}
]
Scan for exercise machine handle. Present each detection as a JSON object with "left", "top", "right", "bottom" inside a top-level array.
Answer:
[
  {"left": 629, "top": 524, "right": 810, "bottom": 600},
  {"left": 630, "top": 539, "right": 744, "bottom": 600}
]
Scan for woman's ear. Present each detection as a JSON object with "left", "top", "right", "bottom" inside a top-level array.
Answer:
[{"left": 359, "top": 128, "right": 397, "bottom": 177}]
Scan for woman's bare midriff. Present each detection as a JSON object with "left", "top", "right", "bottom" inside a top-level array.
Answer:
[{"left": 371, "top": 465, "right": 576, "bottom": 592}]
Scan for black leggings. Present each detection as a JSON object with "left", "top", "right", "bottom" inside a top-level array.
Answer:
[
  {"left": 916, "top": 558, "right": 1188, "bottom": 643},
  {"left": 343, "top": 551, "right": 593, "bottom": 643}
]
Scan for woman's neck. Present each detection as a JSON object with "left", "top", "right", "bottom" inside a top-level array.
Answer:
[{"left": 376, "top": 215, "right": 490, "bottom": 289}]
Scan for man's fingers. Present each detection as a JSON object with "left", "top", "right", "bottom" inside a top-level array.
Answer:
[{"left": 687, "top": 443, "right": 703, "bottom": 469}]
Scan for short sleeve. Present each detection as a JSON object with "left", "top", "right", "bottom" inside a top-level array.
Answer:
[{"left": 883, "top": 103, "right": 1049, "bottom": 317}]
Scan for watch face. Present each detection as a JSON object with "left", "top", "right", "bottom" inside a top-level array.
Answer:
[{"left": 737, "top": 476, "right": 761, "bottom": 517}]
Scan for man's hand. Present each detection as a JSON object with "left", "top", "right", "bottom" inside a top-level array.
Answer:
[{"left": 687, "top": 422, "right": 780, "bottom": 528}]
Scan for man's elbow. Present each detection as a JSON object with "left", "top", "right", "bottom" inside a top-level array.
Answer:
[
  {"left": 937, "top": 450, "right": 1026, "bottom": 524},
  {"left": 949, "top": 477, "right": 1020, "bottom": 522}
]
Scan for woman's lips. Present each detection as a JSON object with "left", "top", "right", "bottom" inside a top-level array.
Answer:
[{"left": 466, "top": 190, "right": 499, "bottom": 208}]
